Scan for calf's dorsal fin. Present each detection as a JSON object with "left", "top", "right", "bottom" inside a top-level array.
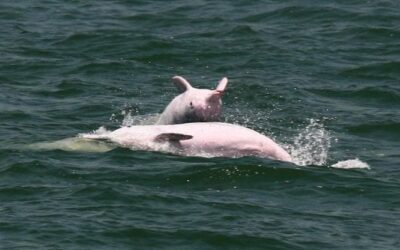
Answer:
[
  {"left": 155, "top": 133, "right": 193, "bottom": 142},
  {"left": 172, "top": 76, "right": 193, "bottom": 93}
]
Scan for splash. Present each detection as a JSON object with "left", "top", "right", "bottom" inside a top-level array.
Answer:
[
  {"left": 109, "top": 106, "right": 160, "bottom": 127},
  {"left": 331, "top": 159, "right": 370, "bottom": 169},
  {"left": 288, "top": 119, "right": 332, "bottom": 166},
  {"left": 120, "top": 110, "right": 160, "bottom": 126},
  {"left": 80, "top": 126, "right": 111, "bottom": 136}
]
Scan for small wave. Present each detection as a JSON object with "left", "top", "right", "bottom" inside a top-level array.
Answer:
[
  {"left": 348, "top": 121, "right": 400, "bottom": 141},
  {"left": 135, "top": 40, "right": 174, "bottom": 51},
  {"left": 19, "top": 46, "right": 56, "bottom": 58},
  {"left": 307, "top": 86, "right": 400, "bottom": 106},
  {"left": 53, "top": 32, "right": 100, "bottom": 46},
  {"left": 69, "top": 60, "right": 127, "bottom": 75},
  {"left": 331, "top": 159, "right": 370, "bottom": 169},
  {"left": 339, "top": 26, "right": 400, "bottom": 43},
  {"left": 241, "top": 5, "right": 354, "bottom": 23},
  {"left": 341, "top": 61, "right": 400, "bottom": 80},
  {"left": 134, "top": 52, "right": 185, "bottom": 64},
  {"left": 225, "top": 25, "right": 259, "bottom": 36},
  {"left": 0, "top": 110, "right": 33, "bottom": 121},
  {"left": 121, "top": 12, "right": 185, "bottom": 25},
  {"left": 34, "top": 79, "right": 87, "bottom": 98}
]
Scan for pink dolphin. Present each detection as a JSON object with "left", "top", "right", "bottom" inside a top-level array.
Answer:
[
  {"left": 81, "top": 122, "right": 292, "bottom": 163},
  {"left": 157, "top": 76, "right": 228, "bottom": 125}
]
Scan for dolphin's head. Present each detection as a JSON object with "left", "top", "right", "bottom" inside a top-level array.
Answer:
[
  {"left": 183, "top": 89, "right": 223, "bottom": 122},
  {"left": 177, "top": 76, "right": 228, "bottom": 123},
  {"left": 157, "top": 76, "right": 228, "bottom": 125}
]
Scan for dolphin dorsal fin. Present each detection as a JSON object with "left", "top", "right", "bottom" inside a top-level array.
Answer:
[
  {"left": 172, "top": 76, "right": 193, "bottom": 93},
  {"left": 155, "top": 133, "right": 193, "bottom": 142}
]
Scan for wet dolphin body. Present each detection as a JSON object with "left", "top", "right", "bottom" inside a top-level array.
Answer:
[{"left": 81, "top": 122, "right": 292, "bottom": 162}]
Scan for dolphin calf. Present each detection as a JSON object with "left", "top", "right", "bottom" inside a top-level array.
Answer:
[
  {"left": 81, "top": 122, "right": 292, "bottom": 162},
  {"left": 157, "top": 76, "right": 228, "bottom": 125}
]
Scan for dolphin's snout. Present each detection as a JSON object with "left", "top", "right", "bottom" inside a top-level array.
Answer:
[{"left": 195, "top": 104, "right": 220, "bottom": 121}]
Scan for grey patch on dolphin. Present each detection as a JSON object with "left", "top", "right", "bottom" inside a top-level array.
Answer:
[{"left": 154, "top": 133, "right": 193, "bottom": 142}]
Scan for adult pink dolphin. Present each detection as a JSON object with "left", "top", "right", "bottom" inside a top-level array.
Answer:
[{"left": 81, "top": 122, "right": 292, "bottom": 163}]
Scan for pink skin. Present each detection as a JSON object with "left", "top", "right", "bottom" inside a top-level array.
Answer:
[
  {"left": 156, "top": 76, "right": 228, "bottom": 125},
  {"left": 82, "top": 122, "right": 292, "bottom": 163}
]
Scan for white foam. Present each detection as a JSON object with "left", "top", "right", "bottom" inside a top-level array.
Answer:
[
  {"left": 77, "top": 126, "right": 110, "bottom": 138},
  {"left": 93, "top": 126, "right": 110, "bottom": 135},
  {"left": 331, "top": 159, "right": 370, "bottom": 169}
]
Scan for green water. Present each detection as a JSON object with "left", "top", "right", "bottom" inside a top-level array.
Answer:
[{"left": 1, "top": 1, "right": 399, "bottom": 249}]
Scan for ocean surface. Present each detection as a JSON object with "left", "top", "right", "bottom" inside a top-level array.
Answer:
[{"left": 1, "top": 0, "right": 399, "bottom": 249}]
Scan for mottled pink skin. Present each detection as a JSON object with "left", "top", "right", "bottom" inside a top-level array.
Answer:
[
  {"left": 157, "top": 76, "right": 228, "bottom": 125},
  {"left": 82, "top": 122, "right": 292, "bottom": 163}
]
